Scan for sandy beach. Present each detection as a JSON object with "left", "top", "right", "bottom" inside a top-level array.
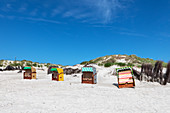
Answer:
[{"left": 0, "top": 66, "right": 170, "bottom": 113}]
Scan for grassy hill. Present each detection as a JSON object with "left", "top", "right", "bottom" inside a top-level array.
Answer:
[
  {"left": 0, "top": 54, "right": 168, "bottom": 68},
  {"left": 0, "top": 59, "right": 61, "bottom": 68},
  {"left": 80, "top": 54, "right": 167, "bottom": 67}
]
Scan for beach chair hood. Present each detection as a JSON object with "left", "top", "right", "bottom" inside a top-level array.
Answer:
[{"left": 82, "top": 67, "right": 96, "bottom": 74}]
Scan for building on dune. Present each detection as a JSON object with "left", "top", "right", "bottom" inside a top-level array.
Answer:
[
  {"left": 50, "top": 68, "right": 64, "bottom": 81},
  {"left": 23, "top": 67, "right": 36, "bottom": 79},
  {"left": 116, "top": 67, "right": 135, "bottom": 88},
  {"left": 81, "top": 66, "right": 97, "bottom": 84}
]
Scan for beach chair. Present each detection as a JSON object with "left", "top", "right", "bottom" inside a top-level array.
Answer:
[
  {"left": 50, "top": 68, "right": 64, "bottom": 81},
  {"left": 23, "top": 67, "right": 36, "bottom": 79},
  {"left": 116, "top": 67, "right": 135, "bottom": 88},
  {"left": 81, "top": 66, "right": 97, "bottom": 84}
]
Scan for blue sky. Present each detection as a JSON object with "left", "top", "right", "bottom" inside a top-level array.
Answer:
[{"left": 0, "top": 0, "right": 170, "bottom": 65}]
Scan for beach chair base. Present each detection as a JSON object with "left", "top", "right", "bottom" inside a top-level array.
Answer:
[
  {"left": 24, "top": 76, "right": 32, "bottom": 79},
  {"left": 82, "top": 80, "right": 96, "bottom": 84},
  {"left": 118, "top": 83, "right": 135, "bottom": 88},
  {"left": 52, "top": 77, "right": 59, "bottom": 81}
]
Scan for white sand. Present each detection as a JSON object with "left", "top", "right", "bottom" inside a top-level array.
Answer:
[{"left": 0, "top": 67, "right": 170, "bottom": 113}]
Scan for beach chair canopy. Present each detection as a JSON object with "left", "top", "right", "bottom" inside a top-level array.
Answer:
[
  {"left": 116, "top": 67, "right": 134, "bottom": 84},
  {"left": 82, "top": 67, "right": 96, "bottom": 74},
  {"left": 50, "top": 68, "right": 58, "bottom": 72},
  {"left": 24, "top": 67, "right": 36, "bottom": 73},
  {"left": 51, "top": 68, "right": 63, "bottom": 74},
  {"left": 24, "top": 67, "right": 31, "bottom": 70}
]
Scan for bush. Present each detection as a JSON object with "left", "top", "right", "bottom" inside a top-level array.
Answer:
[
  {"left": 127, "top": 63, "right": 135, "bottom": 67},
  {"left": 114, "top": 63, "right": 126, "bottom": 66},
  {"left": 33, "top": 63, "right": 37, "bottom": 67},
  {"left": 137, "top": 65, "right": 141, "bottom": 68},
  {"left": 104, "top": 63, "right": 112, "bottom": 67},
  {"left": 98, "top": 63, "right": 103, "bottom": 66},
  {"left": 10, "top": 63, "right": 21, "bottom": 66},
  {"left": 26, "top": 63, "right": 32, "bottom": 66}
]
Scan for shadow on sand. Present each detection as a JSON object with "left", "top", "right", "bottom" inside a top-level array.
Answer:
[{"left": 112, "top": 83, "right": 119, "bottom": 88}]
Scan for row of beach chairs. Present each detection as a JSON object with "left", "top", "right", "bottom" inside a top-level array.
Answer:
[{"left": 23, "top": 66, "right": 135, "bottom": 88}]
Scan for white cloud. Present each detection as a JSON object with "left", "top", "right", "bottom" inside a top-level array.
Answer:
[
  {"left": 60, "top": 0, "right": 130, "bottom": 24},
  {"left": 0, "top": 0, "right": 132, "bottom": 24},
  {"left": 0, "top": 14, "right": 63, "bottom": 24},
  {"left": 20, "top": 17, "right": 63, "bottom": 24},
  {"left": 93, "top": 0, "right": 121, "bottom": 23}
]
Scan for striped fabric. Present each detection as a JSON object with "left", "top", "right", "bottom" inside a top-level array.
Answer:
[{"left": 118, "top": 70, "right": 133, "bottom": 84}]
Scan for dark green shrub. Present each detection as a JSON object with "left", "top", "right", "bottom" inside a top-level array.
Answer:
[
  {"left": 114, "top": 63, "right": 126, "bottom": 66},
  {"left": 104, "top": 63, "right": 112, "bottom": 67},
  {"left": 26, "top": 63, "right": 32, "bottom": 66},
  {"left": 127, "top": 63, "right": 135, "bottom": 66},
  {"left": 137, "top": 65, "right": 141, "bottom": 68},
  {"left": 98, "top": 63, "right": 103, "bottom": 66},
  {"left": 33, "top": 63, "right": 37, "bottom": 67}
]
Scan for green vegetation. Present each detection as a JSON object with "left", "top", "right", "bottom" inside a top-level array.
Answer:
[
  {"left": 137, "top": 65, "right": 142, "bottom": 68},
  {"left": 114, "top": 63, "right": 126, "bottom": 66},
  {"left": 44, "top": 63, "right": 51, "bottom": 67},
  {"left": 10, "top": 63, "right": 21, "bottom": 66},
  {"left": 33, "top": 63, "right": 37, "bottom": 67},
  {"left": 104, "top": 62, "right": 127, "bottom": 67},
  {"left": 88, "top": 60, "right": 96, "bottom": 64},
  {"left": 92, "top": 57, "right": 103, "bottom": 63},
  {"left": 0, "top": 59, "right": 61, "bottom": 68},
  {"left": 127, "top": 63, "right": 135, "bottom": 67},
  {"left": 26, "top": 63, "right": 32, "bottom": 66},
  {"left": 40, "top": 65, "right": 43, "bottom": 68},
  {"left": 0, "top": 60, "right": 3, "bottom": 67},
  {"left": 162, "top": 62, "right": 168, "bottom": 67},
  {"left": 98, "top": 63, "right": 104, "bottom": 66},
  {"left": 80, "top": 61, "right": 89, "bottom": 65},
  {"left": 104, "top": 63, "right": 113, "bottom": 67}
]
